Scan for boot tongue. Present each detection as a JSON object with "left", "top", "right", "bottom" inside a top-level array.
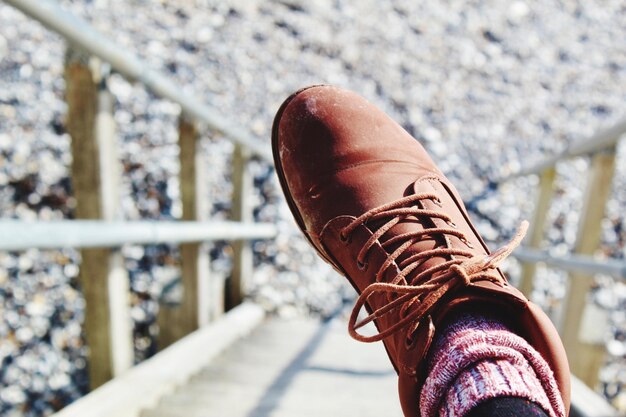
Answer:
[
  {"left": 373, "top": 178, "right": 453, "bottom": 285},
  {"left": 377, "top": 215, "right": 449, "bottom": 285}
]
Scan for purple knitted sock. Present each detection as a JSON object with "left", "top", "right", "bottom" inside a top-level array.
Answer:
[{"left": 420, "top": 313, "right": 565, "bottom": 417}]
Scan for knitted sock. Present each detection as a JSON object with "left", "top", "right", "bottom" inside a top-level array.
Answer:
[{"left": 419, "top": 313, "right": 565, "bottom": 417}]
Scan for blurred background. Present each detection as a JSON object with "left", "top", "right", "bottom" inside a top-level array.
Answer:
[{"left": 0, "top": 0, "right": 625, "bottom": 416}]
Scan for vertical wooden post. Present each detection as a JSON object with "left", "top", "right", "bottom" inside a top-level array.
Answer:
[
  {"left": 561, "top": 148, "right": 616, "bottom": 387},
  {"left": 157, "top": 115, "right": 211, "bottom": 349},
  {"left": 96, "top": 73, "right": 133, "bottom": 378},
  {"left": 227, "top": 144, "right": 253, "bottom": 310},
  {"left": 518, "top": 167, "right": 556, "bottom": 297},
  {"left": 65, "top": 49, "right": 132, "bottom": 389}
]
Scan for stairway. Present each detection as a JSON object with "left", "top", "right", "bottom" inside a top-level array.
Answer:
[{"left": 141, "top": 314, "right": 403, "bottom": 417}]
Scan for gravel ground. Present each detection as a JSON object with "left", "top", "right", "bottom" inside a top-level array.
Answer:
[{"left": 0, "top": 0, "right": 625, "bottom": 415}]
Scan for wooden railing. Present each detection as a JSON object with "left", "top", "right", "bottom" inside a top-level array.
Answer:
[
  {"left": 1, "top": 0, "right": 276, "bottom": 391},
  {"left": 495, "top": 118, "right": 626, "bottom": 391},
  {"left": 3, "top": 0, "right": 624, "bottom": 415}
]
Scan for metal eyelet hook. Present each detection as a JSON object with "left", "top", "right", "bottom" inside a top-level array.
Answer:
[
  {"left": 461, "top": 237, "right": 474, "bottom": 249},
  {"left": 405, "top": 334, "right": 418, "bottom": 350}
]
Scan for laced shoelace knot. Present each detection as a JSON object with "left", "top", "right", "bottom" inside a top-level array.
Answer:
[{"left": 340, "top": 192, "right": 528, "bottom": 344}]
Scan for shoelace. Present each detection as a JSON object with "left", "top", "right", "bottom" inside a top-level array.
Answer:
[{"left": 340, "top": 193, "right": 529, "bottom": 343}]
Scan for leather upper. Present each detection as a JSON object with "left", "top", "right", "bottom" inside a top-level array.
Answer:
[{"left": 272, "top": 85, "right": 570, "bottom": 417}]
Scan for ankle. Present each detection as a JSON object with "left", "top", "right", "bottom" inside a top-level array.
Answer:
[{"left": 420, "top": 313, "right": 565, "bottom": 417}]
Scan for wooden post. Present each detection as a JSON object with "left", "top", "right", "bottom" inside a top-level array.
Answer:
[
  {"left": 96, "top": 73, "right": 133, "bottom": 378},
  {"left": 65, "top": 49, "right": 132, "bottom": 389},
  {"left": 157, "top": 115, "right": 211, "bottom": 349},
  {"left": 518, "top": 167, "right": 557, "bottom": 297},
  {"left": 226, "top": 144, "right": 253, "bottom": 310},
  {"left": 561, "top": 148, "right": 616, "bottom": 388}
]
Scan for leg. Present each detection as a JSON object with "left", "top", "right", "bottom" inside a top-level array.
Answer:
[{"left": 272, "top": 85, "right": 569, "bottom": 417}]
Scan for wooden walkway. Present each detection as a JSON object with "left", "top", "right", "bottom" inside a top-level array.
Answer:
[
  {"left": 141, "top": 313, "right": 402, "bottom": 417},
  {"left": 50, "top": 302, "right": 617, "bottom": 417}
]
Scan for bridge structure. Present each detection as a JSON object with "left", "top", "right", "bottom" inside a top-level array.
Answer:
[{"left": 1, "top": 1, "right": 625, "bottom": 416}]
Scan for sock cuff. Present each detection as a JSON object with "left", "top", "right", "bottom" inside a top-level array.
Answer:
[
  {"left": 437, "top": 358, "right": 553, "bottom": 417},
  {"left": 419, "top": 313, "right": 565, "bottom": 417}
]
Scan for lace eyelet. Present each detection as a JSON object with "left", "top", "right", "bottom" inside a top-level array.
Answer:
[
  {"left": 461, "top": 237, "right": 474, "bottom": 249},
  {"left": 357, "top": 260, "right": 368, "bottom": 270},
  {"left": 447, "top": 220, "right": 457, "bottom": 228},
  {"left": 432, "top": 197, "right": 443, "bottom": 207},
  {"left": 339, "top": 232, "right": 349, "bottom": 243},
  {"left": 404, "top": 333, "right": 418, "bottom": 350}
]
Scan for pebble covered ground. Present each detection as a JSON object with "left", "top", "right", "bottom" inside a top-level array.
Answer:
[{"left": 0, "top": 0, "right": 625, "bottom": 415}]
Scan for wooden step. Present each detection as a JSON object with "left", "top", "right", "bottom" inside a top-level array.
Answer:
[{"left": 141, "top": 313, "right": 402, "bottom": 417}]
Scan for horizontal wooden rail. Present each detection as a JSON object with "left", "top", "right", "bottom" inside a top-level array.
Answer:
[
  {"left": 0, "top": 220, "right": 277, "bottom": 251},
  {"left": 3, "top": 0, "right": 272, "bottom": 161}
]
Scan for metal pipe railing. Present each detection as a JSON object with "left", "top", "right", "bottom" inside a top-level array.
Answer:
[
  {"left": 3, "top": 1, "right": 623, "bottom": 413},
  {"left": 0, "top": 220, "right": 277, "bottom": 251},
  {"left": 495, "top": 118, "right": 625, "bottom": 392},
  {"left": 513, "top": 247, "right": 626, "bottom": 280},
  {"left": 499, "top": 117, "right": 626, "bottom": 181},
  {"left": 0, "top": 0, "right": 279, "bottom": 388},
  {"left": 2, "top": 0, "right": 273, "bottom": 162}
]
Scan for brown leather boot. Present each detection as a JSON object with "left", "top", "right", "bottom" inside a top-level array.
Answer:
[{"left": 271, "top": 85, "right": 570, "bottom": 417}]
